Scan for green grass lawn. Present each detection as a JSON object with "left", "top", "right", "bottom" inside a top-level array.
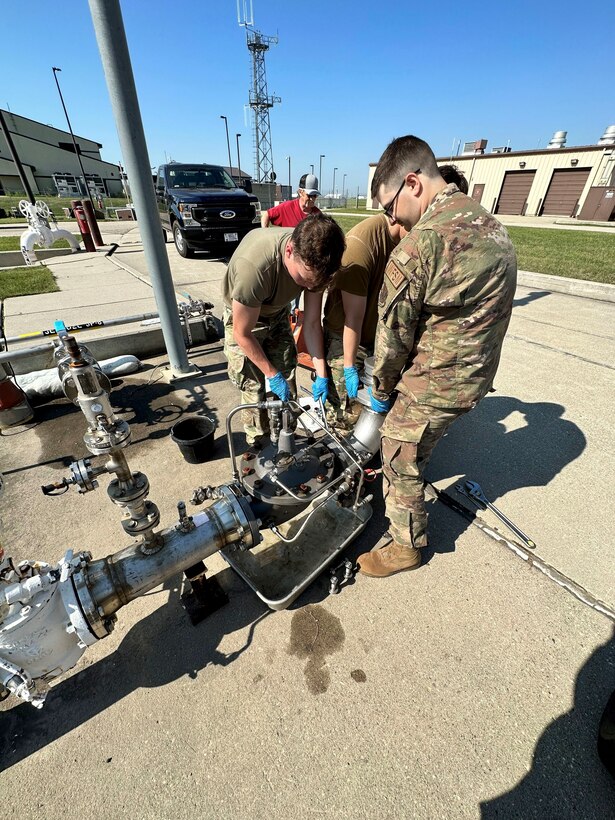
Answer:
[
  {"left": 0, "top": 266, "right": 59, "bottom": 299},
  {"left": 331, "top": 214, "right": 615, "bottom": 285},
  {"left": 0, "top": 235, "right": 78, "bottom": 251},
  {"left": 507, "top": 227, "right": 615, "bottom": 285}
]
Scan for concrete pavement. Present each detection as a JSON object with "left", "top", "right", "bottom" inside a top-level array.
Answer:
[{"left": 1, "top": 223, "right": 614, "bottom": 817}]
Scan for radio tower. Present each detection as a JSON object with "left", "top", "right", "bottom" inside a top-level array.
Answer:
[{"left": 238, "top": 1, "right": 281, "bottom": 183}]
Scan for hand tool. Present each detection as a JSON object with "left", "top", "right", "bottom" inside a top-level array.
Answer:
[{"left": 464, "top": 480, "right": 537, "bottom": 550}]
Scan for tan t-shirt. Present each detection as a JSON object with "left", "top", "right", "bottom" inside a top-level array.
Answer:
[
  {"left": 324, "top": 214, "right": 398, "bottom": 348},
  {"left": 222, "top": 228, "right": 302, "bottom": 319}
]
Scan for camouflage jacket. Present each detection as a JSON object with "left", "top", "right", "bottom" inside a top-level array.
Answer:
[{"left": 372, "top": 184, "right": 517, "bottom": 409}]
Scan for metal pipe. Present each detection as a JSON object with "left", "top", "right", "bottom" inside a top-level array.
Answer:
[
  {"left": 0, "top": 109, "right": 35, "bottom": 204},
  {"left": 88, "top": 0, "right": 192, "bottom": 376},
  {"left": 4, "top": 311, "right": 161, "bottom": 345},
  {"left": 84, "top": 488, "right": 257, "bottom": 618}
]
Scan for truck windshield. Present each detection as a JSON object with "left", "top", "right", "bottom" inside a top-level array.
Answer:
[{"left": 168, "top": 166, "right": 236, "bottom": 190}]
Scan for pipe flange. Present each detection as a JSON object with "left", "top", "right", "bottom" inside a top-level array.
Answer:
[
  {"left": 217, "top": 484, "right": 261, "bottom": 549},
  {"left": 58, "top": 554, "right": 109, "bottom": 643},
  {"left": 107, "top": 472, "right": 149, "bottom": 506},
  {"left": 84, "top": 420, "right": 131, "bottom": 455},
  {"left": 121, "top": 500, "right": 160, "bottom": 537}
]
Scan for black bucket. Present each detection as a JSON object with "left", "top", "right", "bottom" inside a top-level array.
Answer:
[{"left": 171, "top": 415, "right": 216, "bottom": 464}]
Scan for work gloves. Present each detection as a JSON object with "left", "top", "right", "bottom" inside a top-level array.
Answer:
[
  {"left": 368, "top": 387, "right": 391, "bottom": 414},
  {"left": 312, "top": 376, "right": 329, "bottom": 404},
  {"left": 343, "top": 366, "right": 360, "bottom": 399},
  {"left": 267, "top": 372, "right": 291, "bottom": 401}
]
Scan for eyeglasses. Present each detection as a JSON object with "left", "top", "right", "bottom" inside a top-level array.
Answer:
[
  {"left": 301, "top": 191, "right": 318, "bottom": 200},
  {"left": 382, "top": 169, "right": 420, "bottom": 221}
]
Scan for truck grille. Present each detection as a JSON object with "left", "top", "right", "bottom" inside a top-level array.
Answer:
[{"left": 192, "top": 204, "right": 254, "bottom": 225}]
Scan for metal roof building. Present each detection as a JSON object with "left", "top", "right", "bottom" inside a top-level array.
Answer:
[
  {"left": 0, "top": 109, "right": 123, "bottom": 198},
  {"left": 367, "top": 126, "right": 615, "bottom": 222}
]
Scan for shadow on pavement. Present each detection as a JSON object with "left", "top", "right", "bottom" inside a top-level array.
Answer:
[
  {"left": 480, "top": 629, "right": 615, "bottom": 817},
  {"left": 425, "top": 395, "right": 586, "bottom": 558},
  {"left": 513, "top": 289, "right": 551, "bottom": 308},
  {"left": 0, "top": 571, "right": 269, "bottom": 771}
]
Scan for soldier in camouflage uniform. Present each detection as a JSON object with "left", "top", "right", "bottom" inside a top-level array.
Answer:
[
  {"left": 223, "top": 215, "right": 345, "bottom": 445},
  {"left": 357, "top": 135, "right": 517, "bottom": 578}
]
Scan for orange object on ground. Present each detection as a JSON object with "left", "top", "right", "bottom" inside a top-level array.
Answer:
[{"left": 290, "top": 309, "right": 315, "bottom": 371}]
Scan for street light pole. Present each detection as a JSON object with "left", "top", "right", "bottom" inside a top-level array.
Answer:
[
  {"left": 319, "top": 155, "right": 325, "bottom": 193},
  {"left": 52, "top": 66, "right": 96, "bottom": 211},
  {"left": 342, "top": 173, "right": 347, "bottom": 200},
  {"left": 285, "top": 155, "right": 291, "bottom": 197},
  {"left": 332, "top": 167, "right": 338, "bottom": 198},
  {"left": 310, "top": 164, "right": 314, "bottom": 174},
  {"left": 220, "top": 115, "right": 232, "bottom": 177},
  {"left": 236, "top": 134, "right": 242, "bottom": 186}
]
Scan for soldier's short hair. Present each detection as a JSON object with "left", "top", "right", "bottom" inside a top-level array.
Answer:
[
  {"left": 291, "top": 213, "right": 345, "bottom": 290},
  {"left": 439, "top": 164, "right": 469, "bottom": 194},
  {"left": 371, "top": 135, "right": 441, "bottom": 199}
]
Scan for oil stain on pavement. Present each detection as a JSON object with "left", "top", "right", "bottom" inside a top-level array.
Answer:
[{"left": 288, "top": 605, "right": 345, "bottom": 694}]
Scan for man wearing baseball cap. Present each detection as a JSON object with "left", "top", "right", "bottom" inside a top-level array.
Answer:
[{"left": 261, "top": 173, "right": 321, "bottom": 228}]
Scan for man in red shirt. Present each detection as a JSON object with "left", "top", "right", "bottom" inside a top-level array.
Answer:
[{"left": 261, "top": 174, "right": 321, "bottom": 227}]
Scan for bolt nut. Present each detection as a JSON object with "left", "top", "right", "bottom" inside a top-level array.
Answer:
[
  {"left": 242, "top": 467, "right": 254, "bottom": 477},
  {"left": 242, "top": 451, "right": 255, "bottom": 461}
]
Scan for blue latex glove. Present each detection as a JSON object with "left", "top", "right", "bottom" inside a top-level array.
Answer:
[
  {"left": 368, "top": 387, "right": 392, "bottom": 414},
  {"left": 267, "top": 372, "right": 291, "bottom": 401},
  {"left": 343, "top": 365, "right": 360, "bottom": 399},
  {"left": 312, "top": 375, "right": 329, "bottom": 404}
]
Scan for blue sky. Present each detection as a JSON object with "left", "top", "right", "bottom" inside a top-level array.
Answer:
[{"left": 3, "top": 0, "right": 613, "bottom": 195}]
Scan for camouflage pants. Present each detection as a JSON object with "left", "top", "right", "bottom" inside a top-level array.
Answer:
[
  {"left": 381, "top": 397, "right": 468, "bottom": 549},
  {"left": 324, "top": 329, "right": 370, "bottom": 426},
  {"left": 224, "top": 308, "right": 297, "bottom": 444}
]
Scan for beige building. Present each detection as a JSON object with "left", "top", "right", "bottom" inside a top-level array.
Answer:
[
  {"left": 0, "top": 109, "right": 123, "bottom": 198},
  {"left": 367, "top": 127, "right": 615, "bottom": 222}
]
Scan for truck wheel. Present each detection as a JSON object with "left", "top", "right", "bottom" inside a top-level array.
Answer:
[{"left": 173, "top": 223, "right": 193, "bottom": 258}]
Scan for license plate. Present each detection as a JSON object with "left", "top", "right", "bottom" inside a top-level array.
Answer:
[{"left": 224, "top": 232, "right": 239, "bottom": 242}]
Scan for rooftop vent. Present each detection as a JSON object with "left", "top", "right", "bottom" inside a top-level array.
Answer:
[
  {"left": 491, "top": 146, "right": 512, "bottom": 154},
  {"left": 547, "top": 130, "right": 567, "bottom": 149},
  {"left": 598, "top": 125, "right": 615, "bottom": 146},
  {"left": 461, "top": 139, "right": 488, "bottom": 155}
]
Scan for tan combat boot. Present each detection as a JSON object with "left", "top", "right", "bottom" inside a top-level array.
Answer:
[{"left": 357, "top": 541, "right": 422, "bottom": 578}]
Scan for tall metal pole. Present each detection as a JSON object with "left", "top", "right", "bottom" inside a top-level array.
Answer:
[
  {"left": 88, "top": 0, "right": 193, "bottom": 376},
  {"left": 285, "top": 155, "right": 291, "bottom": 195},
  {"left": 332, "top": 167, "right": 337, "bottom": 198},
  {"left": 0, "top": 109, "right": 35, "bottom": 204},
  {"left": 342, "top": 173, "right": 347, "bottom": 200},
  {"left": 319, "top": 155, "right": 325, "bottom": 193},
  {"left": 220, "top": 115, "right": 232, "bottom": 176},
  {"left": 310, "top": 164, "right": 314, "bottom": 174},
  {"left": 236, "top": 134, "right": 243, "bottom": 186},
  {"left": 52, "top": 67, "right": 96, "bottom": 212}
]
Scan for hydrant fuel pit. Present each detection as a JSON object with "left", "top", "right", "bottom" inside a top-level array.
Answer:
[{"left": 0, "top": 334, "right": 385, "bottom": 708}]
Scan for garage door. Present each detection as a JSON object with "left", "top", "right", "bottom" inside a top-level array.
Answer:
[
  {"left": 541, "top": 168, "right": 591, "bottom": 217},
  {"left": 495, "top": 171, "right": 536, "bottom": 215}
]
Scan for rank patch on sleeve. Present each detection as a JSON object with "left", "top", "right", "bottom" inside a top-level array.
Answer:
[{"left": 385, "top": 261, "right": 406, "bottom": 290}]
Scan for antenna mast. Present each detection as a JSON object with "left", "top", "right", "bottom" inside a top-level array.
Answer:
[{"left": 238, "top": 1, "right": 281, "bottom": 183}]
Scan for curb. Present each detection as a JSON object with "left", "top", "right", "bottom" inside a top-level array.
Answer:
[
  {"left": 0, "top": 248, "right": 77, "bottom": 268},
  {"left": 517, "top": 270, "right": 615, "bottom": 304}
]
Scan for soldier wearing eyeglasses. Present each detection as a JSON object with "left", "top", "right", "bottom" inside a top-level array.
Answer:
[{"left": 357, "top": 135, "right": 517, "bottom": 578}]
